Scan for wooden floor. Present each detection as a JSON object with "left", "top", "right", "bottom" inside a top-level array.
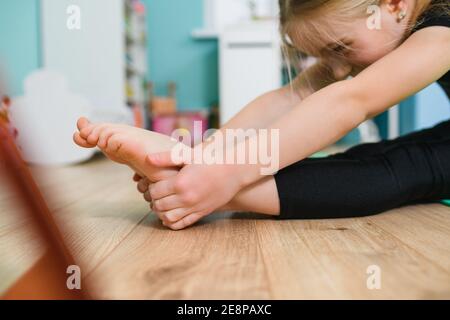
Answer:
[{"left": 1, "top": 154, "right": 450, "bottom": 300}]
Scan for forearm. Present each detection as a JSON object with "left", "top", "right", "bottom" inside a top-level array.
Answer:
[
  {"left": 219, "top": 60, "right": 342, "bottom": 131},
  {"left": 220, "top": 86, "right": 300, "bottom": 131},
  {"left": 235, "top": 79, "right": 367, "bottom": 188},
  {"left": 221, "top": 176, "right": 280, "bottom": 216}
]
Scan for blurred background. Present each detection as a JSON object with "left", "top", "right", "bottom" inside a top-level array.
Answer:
[
  {"left": 1, "top": 0, "right": 450, "bottom": 300},
  {"left": 0, "top": 0, "right": 449, "bottom": 166}
]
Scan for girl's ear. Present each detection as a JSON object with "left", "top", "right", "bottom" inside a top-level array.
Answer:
[
  {"left": 384, "top": 0, "right": 408, "bottom": 15},
  {"left": 383, "top": 0, "right": 409, "bottom": 22}
]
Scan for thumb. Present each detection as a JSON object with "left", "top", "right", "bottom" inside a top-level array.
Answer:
[{"left": 146, "top": 151, "right": 185, "bottom": 167}]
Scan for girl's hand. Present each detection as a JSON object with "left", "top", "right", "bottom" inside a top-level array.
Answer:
[
  {"left": 133, "top": 174, "right": 154, "bottom": 202},
  {"left": 146, "top": 154, "right": 246, "bottom": 230}
]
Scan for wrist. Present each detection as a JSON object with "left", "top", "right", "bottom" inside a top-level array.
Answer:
[
  {"left": 233, "top": 163, "right": 259, "bottom": 190},
  {"left": 193, "top": 133, "right": 266, "bottom": 189}
]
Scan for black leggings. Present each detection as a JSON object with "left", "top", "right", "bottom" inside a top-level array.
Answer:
[{"left": 274, "top": 120, "right": 450, "bottom": 219}]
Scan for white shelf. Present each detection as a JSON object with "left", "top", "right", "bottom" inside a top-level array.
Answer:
[{"left": 191, "top": 29, "right": 220, "bottom": 40}]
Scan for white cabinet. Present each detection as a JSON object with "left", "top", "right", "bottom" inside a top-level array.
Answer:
[
  {"left": 194, "top": 0, "right": 278, "bottom": 38},
  {"left": 219, "top": 21, "right": 282, "bottom": 124}
]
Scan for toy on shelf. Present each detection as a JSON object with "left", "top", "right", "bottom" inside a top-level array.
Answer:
[
  {"left": 148, "top": 81, "right": 178, "bottom": 116},
  {"left": 153, "top": 111, "right": 209, "bottom": 147},
  {"left": 148, "top": 82, "right": 208, "bottom": 146},
  {"left": 125, "top": 0, "right": 148, "bottom": 129},
  {"left": 0, "top": 96, "right": 18, "bottom": 139}
]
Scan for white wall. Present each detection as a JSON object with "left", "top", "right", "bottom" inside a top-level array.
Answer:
[
  {"left": 203, "top": 0, "right": 278, "bottom": 32},
  {"left": 41, "top": 0, "right": 126, "bottom": 115}
]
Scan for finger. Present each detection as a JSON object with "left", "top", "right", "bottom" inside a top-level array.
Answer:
[
  {"left": 159, "top": 208, "right": 191, "bottom": 223},
  {"left": 143, "top": 190, "right": 152, "bottom": 202},
  {"left": 77, "top": 117, "right": 91, "bottom": 131},
  {"left": 133, "top": 173, "right": 143, "bottom": 182},
  {"left": 151, "top": 203, "right": 165, "bottom": 220},
  {"left": 147, "top": 167, "right": 180, "bottom": 183},
  {"left": 153, "top": 195, "right": 184, "bottom": 212},
  {"left": 137, "top": 178, "right": 150, "bottom": 193},
  {"left": 148, "top": 177, "right": 177, "bottom": 200},
  {"left": 73, "top": 132, "right": 96, "bottom": 148},
  {"left": 154, "top": 210, "right": 169, "bottom": 223},
  {"left": 165, "top": 212, "right": 204, "bottom": 231}
]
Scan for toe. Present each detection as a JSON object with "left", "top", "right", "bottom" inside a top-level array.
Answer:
[
  {"left": 73, "top": 132, "right": 96, "bottom": 148},
  {"left": 98, "top": 128, "right": 116, "bottom": 149},
  {"left": 86, "top": 124, "right": 107, "bottom": 145},
  {"left": 106, "top": 133, "right": 125, "bottom": 154},
  {"left": 77, "top": 117, "right": 91, "bottom": 131},
  {"left": 80, "top": 124, "right": 95, "bottom": 139},
  {"left": 88, "top": 124, "right": 121, "bottom": 146}
]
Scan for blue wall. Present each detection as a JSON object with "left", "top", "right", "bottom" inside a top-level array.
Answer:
[
  {"left": 401, "top": 84, "right": 450, "bottom": 135},
  {"left": 143, "top": 0, "right": 219, "bottom": 110},
  {"left": 0, "top": 0, "right": 219, "bottom": 109},
  {"left": 0, "top": 0, "right": 41, "bottom": 96}
]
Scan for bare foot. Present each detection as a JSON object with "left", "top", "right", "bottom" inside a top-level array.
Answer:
[{"left": 73, "top": 117, "right": 184, "bottom": 181}]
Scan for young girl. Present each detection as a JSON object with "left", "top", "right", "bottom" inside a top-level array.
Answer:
[{"left": 75, "top": 0, "right": 450, "bottom": 231}]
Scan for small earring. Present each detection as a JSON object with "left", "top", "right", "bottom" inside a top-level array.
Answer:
[{"left": 397, "top": 10, "right": 407, "bottom": 22}]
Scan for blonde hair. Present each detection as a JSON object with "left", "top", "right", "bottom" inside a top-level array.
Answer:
[{"left": 279, "top": 0, "right": 449, "bottom": 86}]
